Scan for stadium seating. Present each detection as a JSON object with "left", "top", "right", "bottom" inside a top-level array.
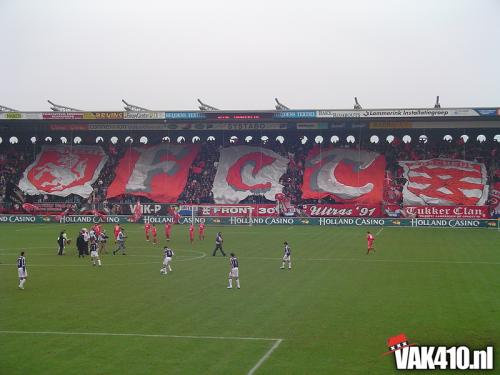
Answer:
[{"left": 0, "top": 137, "right": 498, "bottom": 214}]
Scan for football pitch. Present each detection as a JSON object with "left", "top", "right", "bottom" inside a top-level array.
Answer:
[{"left": 1, "top": 223, "right": 499, "bottom": 374}]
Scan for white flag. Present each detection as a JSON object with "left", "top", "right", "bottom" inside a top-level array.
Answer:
[
  {"left": 212, "top": 146, "right": 289, "bottom": 204},
  {"left": 398, "top": 158, "right": 488, "bottom": 206},
  {"left": 18, "top": 145, "right": 108, "bottom": 198}
]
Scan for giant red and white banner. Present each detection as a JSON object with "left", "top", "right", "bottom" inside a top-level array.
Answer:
[
  {"left": 301, "top": 148, "right": 386, "bottom": 204},
  {"left": 212, "top": 146, "right": 289, "bottom": 204},
  {"left": 106, "top": 144, "right": 200, "bottom": 203},
  {"left": 403, "top": 205, "right": 490, "bottom": 219},
  {"left": 399, "top": 158, "right": 489, "bottom": 206},
  {"left": 18, "top": 145, "right": 107, "bottom": 198}
]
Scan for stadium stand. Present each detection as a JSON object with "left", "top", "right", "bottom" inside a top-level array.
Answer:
[{"left": 1, "top": 136, "right": 498, "bottom": 215}]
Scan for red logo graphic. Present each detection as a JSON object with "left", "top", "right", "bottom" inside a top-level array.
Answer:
[
  {"left": 384, "top": 333, "right": 416, "bottom": 355},
  {"left": 399, "top": 159, "right": 488, "bottom": 206},
  {"left": 302, "top": 148, "right": 386, "bottom": 204},
  {"left": 407, "top": 166, "right": 484, "bottom": 206},
  {"left": 212, "top": 146, "right": 288, "bottom": 204},
  {"left": 19, "top": 146, "right": 107, "bottom": 198},
  {"left": 226, "top": 152, "right": 275, "bottom": 192}
]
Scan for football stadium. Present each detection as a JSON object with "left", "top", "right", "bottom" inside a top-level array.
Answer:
[{"left": 0, "top": 104, "right": 499, "bottom": 374}]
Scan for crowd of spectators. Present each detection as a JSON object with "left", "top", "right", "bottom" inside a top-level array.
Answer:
[
  {"left": 0, "top": 147, "right": 36, "bottom": 209},
  {"left": 0, "top": 135, "right": 499, "bottom": 213},
  {"left": 178, "top": 142, "right": 219, "bottom": 204}
]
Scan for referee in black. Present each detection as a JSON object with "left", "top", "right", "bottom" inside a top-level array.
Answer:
[
  {"left": 57, "top": 230, "right": 66, "bottom": 255},
  {"left": 212, "top": 232, "right": 226, "bottom": 256},
  {"left": 76, "top": 231, "right": 86, "bottom": 258}
]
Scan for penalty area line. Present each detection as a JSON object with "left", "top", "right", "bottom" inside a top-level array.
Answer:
[
  {"left": 247, "top": 338, "right": 282, "bottom": 375},
  {"left": 0, "top": 330, "right": 283, "bottom": 375},
  {"left": 0, "top": 330, "right": 281, "bottom": 342}
]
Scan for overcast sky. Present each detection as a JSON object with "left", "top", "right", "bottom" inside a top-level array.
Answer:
[{"left": 1, "top": 0, "right": 499, "bottom": 111}]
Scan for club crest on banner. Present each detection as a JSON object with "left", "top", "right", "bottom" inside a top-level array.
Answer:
[
  {"left": 399, "top": 159, "right": 489, "bottom": 206},
  {"left": 18, "top": 145, "right": 108, "bottom": 198}
]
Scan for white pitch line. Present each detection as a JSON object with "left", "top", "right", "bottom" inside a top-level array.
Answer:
[
  {"left": 0, "top": 252, "right": 205, "bottom": 260},
  {"left": 247, "top": 338, "right": 282, "bottom": 375},
  {"left": 223, "top": 256, "right": 500, "bottom": 266},
  {"left": 0, "top": 246, "right": 58, "bottom": 252},
  {"left": 375, "top": 227, "right": 384, "bottom": 236},
  {"left": 2, "top": 255, "right": 499, "bottom": 266},
  {"left": 0, "top": 252, "right": 206, "bottom": 267},
  {"left": 0, "top": 262, "right": 158, "bottom": 267},
  {"left": 0, "top": 330, "right": 283, "bottom": 375},
  {"left": 0, "top": 247, "right": 208, "bottom": 254},
  {"left": 0, "top": 330, "right": 281, "bottom": 342}
]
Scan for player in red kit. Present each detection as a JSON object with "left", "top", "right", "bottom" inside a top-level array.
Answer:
[
  {"left": 172, "top": 208, "right": 181, "bottom": 224},
  {"left": 366, "top": 231, "right": 375, "bottom": 254},
  {"left": 165, "top": 222, "right": 172, "bottom": 241},
  {"left": 189, "top": 224, "right": 195, "bottom": 244},
  {"left": 152, "top": 224, "right": 158, "bottom": 245},
  {"left": 198, "top": 223, "right": 205, "bottom": 240},
  {"left": 144, "top": 223, "right": 152, "bottom": 241},
  {"left": 114, "top": 224, "right": 120, "bottom": 243},
  {"left": 93, "top": 224, "right": 102, "bottom": 238}
]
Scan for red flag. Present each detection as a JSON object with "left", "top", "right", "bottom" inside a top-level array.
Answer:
[
  {"left": 302, "top": 148, "right": 386, "bottom": 204},
  {"left": 107, "top": 144, "right": 200, "bottom": 203},
  {"left": 91, "top": 209, "right": 107, "bottom": 221},
  {"left": 22, "top": 203, "right": 40, "bottom": 213},
  {"left": 54, "top": 207, "right": 70, "bottom": 221}
]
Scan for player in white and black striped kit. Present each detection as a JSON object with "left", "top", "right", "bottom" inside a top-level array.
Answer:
[
  {"left": 280, "top": 241, "right": 292, "bottom": 270},
  {"left": 90, "top": 239, "right": 102, "bottom": 266},
  {"left": 160, "top": 246, "right": 174, "bottom": 275},
  {"left": 227, "top": 253, "right": 240, "bottom": 289},
  {"left": 17, "top": 251, "right": 28, "bottom": 290}
]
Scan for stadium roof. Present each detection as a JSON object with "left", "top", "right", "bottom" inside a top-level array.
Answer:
[{"left": 0, "top": 106, "right": 499, "bottom": 121}]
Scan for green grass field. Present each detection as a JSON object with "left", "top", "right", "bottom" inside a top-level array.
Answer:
[{"left": 1, "top": 223, "right": 499, "bottom": 374}]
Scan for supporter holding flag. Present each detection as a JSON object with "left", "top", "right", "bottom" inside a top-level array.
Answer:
[
  {"left": 54, "top": 207, "right": 70, "bottom": 222},
  {"left": 91, "top": 209, "right": 106, "bottom": 221}
]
